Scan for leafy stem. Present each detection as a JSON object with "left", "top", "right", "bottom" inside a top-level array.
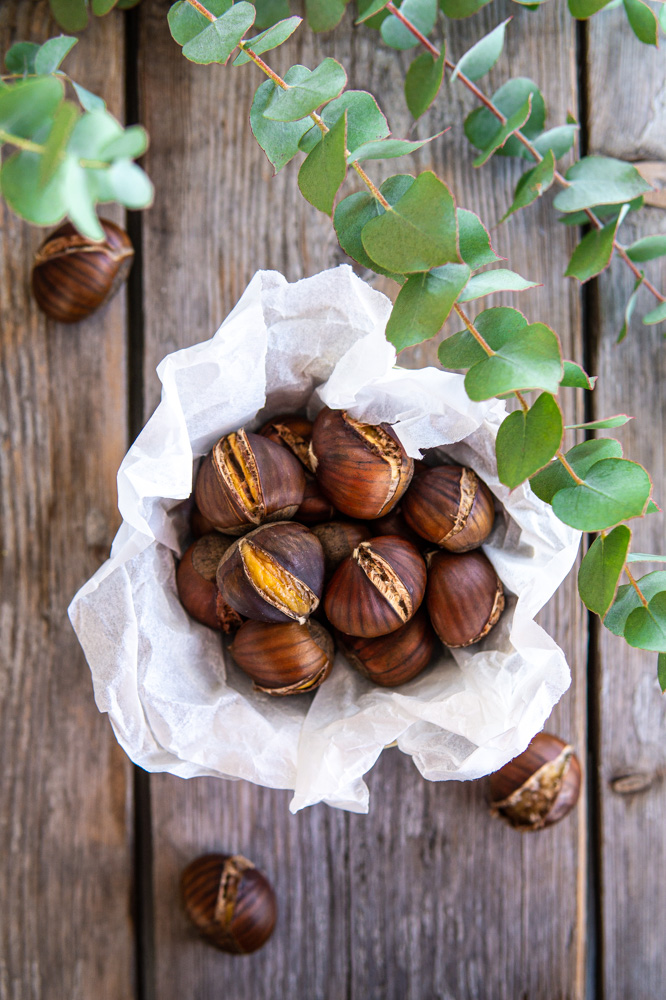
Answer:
[
  {"left": 453, "top": 302, "right": 494, "bottom": 355},
  {"left": 0, "top": 127, "right": 108, "bottom": 169},
  {"left": 556, "top": 450, "right": 585, "bottom": 486},
  {"left": 624, "top": 564, "right": 650, "bottom": 608}
]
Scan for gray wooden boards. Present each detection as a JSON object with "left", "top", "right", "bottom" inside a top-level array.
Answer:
[
  {"left": 588, "top": 13, "right": 666, "bottom": 1000},
  {"left": 0, "top": 3, "right": 136, "bottom": 998},
  {"left": 137, "top": 2, "right": 587, "bottom": 996}
]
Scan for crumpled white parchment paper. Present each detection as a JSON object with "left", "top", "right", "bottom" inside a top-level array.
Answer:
[{"left": 68, "top": 265, "right": 580, "bottom": 813}]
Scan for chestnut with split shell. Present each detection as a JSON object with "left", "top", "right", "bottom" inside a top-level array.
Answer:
[
  {"left": 426, "top": 548, "right": 504, "bottom": 648},
  {"left": 231, "top": 619, "right": 334, "bottom": 695},
  {"left": 195, "top": 429, "right": 305, "bottom": 535},
  {"left": 216, "top": 521, "right": 324, "bottom": 624},
  {"left": 311, "top": 520, "right": 371, "bottom": 580},
  {"left": 337, "top": 608, "right": 435, "bottom": 687},
  {"left": 403, "top": 464, "right": 495, "bottom": 551},
  {"left": 259, "top": 413, "right": 314, "bottom": 472},
  {"left": 176, "top": 534, "right": 243, "bottom": 632}
]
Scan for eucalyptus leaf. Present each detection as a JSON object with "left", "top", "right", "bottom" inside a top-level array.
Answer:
[
  {"left": 49, "top": 0, "right": 89, "bottom": 32},
  {"left": 457, "top": 268, "right": 540, "bottom": 302},
  {"left": 91, "top": 0, "right": 119, "bottom": 14},
  {"left": 71, "top": 82, "right": 106, "bottom": 112},
  {"left": 464, "top": 78, "right": 545, "bottom": 161},
  {"left": 561, "top": 359, "right": 596, "bottom": 389},
  {"left": 565, "top": 414, "right": 631, "bottom": 430},
  {"left": 623, "top": 0, "right": 659, "bottom": 45},
  {"left": 381, "top": 0, "right": 437, "bottom": 49},
  {"left": 264, "top": 58, "right": 347, "bottom": 120},
  {"left": 168, "top": 0, "right": 233, "bottom": 46},
  {"left": 93, "top": 158, "right": 154, "bottom": 208},
  {"left": 500, "top": 149, "right": 555, "bottom": 222},
  {"left": 347, "top": 133, "right": 442, "bottom": 164},
  {"left": 624, "top": 592, "right": 666, "bottom": 651},
  {"left": 530, "top": 438, "right": 624, "bottom": 505},
  {"left": 306, "top": 0, "right": 347, "bottom": 31},
  {"left": 627, "top": 554, "right": 666, "bottom": 563},
  {"left": 333, "top": 174, "right": 414, "bottom": 279},
  {"left": 250, "top": 70, "right": 313, "bottom": 172},
  {"left": 101, "top": 125, "right": 148, "bottom": 160},
  {"left": 233, "top": 16, "right": 302, "bottom": 63},
  {"left": 473, "top": 95, "right": 532, "bottom": 167},
  {"left": 496, "top": 391, "right": 563, "bottom": 489},
  {"left": 1, "top": 150, "right": 67, "bottom": 226},
  {"left": 451, "top": 18, "right": 510, "bottom": 83},
  {"left": 0, "top": 76, "right": 64, "bottom": 140},
  {"left": 618, "top": 275, "right": 644, "bottom": 343},
  {"left": 564, "top": 216, "right": 621, "bottom": 283},
  {"left": 440, "top": 0, "right": 489, "bottom": 17},
  {"left": 5, "top": 42, "right": 40, "bottom": 75},
  {"left": 553, "top": 156, "right": 651, "bottom": 213},
  {"left": 551, "top": 457, "right": 651, "bottom": 531},
  {"left": 568, "top": 0, "right": 612, "bottom": 16},
  {"left": 658, "top": 653, "right": 666, "bottom": 693},
  {"left": 299, "top": 90, "right": 389, "bottom": 155},
  {"left": 642, "top": 301, "right": 666, "bottom": 326},
  {"left": 180, "top": 2, "right": 255, "bottom": 64},
  {"left": 625, "top": 235, "right": 666, "bottom": 262},
  {"left": 464, "top": 321, "right": 562, "bottom": 400},
  {"left": 62, "top": 157, "right": 105, "bottom": 240},
  {"left": 578, "top": 525, "right": 631, "bottom": 617},
  {"left": 438, "top": 305, "right": 527, "bottom": 368},
  {"left": 605, "top": 570, "right": 666, "bottom": 636},
  {"left": 405, "top": 48, "right": 446, "bottom": 120},
  {"left": 253, "top": 0, "right": 291, "bottom": 28},
  {"left": 457, "top": 208, "right": 502, "bottom": 268},
  {"left": 386, "top": 263, "right": 471, "bottom": 351},
  {"left": 35, "top": 35, "right": 78, "bottom": 75},
  {"left": 355, "top": 0, "right": 392, "bottom": 22},
  {"left": 531, "top": 125, "right": 578, "bottom": 159},
  {"left": 298, "top": 110, "right": 347, "bottom": 214},
  {"left": 40, "top": 99, "right": 79, "bottom": 186}
]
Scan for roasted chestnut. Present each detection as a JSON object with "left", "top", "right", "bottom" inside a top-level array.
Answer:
[
  {"left": 402, "top": 464, "right": 495, "bottom": 551},
  {"left": 369, "top": 504, "right": 425, "bottom": 549},
  {"left": 194, "top": 429, "right": 305, "bottom": 535},
  {"left": 296, "top": 474, "right": 337, "bottom": 525},
  {"left": 176, "top": 534, "right": 243, "bottom": 632},
  {"left": 32, "top": 219, "right": 134, "bottom": 323},
  {"left": 259, "top": 413, "right": 314, "bottom": 471},
  {"left": 310, "top": 407, "right": 413, "bottom": 519},
  {"left": 489, "top": 732, "right": 582, "bottom": 832},
  {"left": 426, "top": 549, "right": 504, "bottom": 647},
  {"left": 337, "top": 608, "right": 435, "bottom": 686},
  {"left": 311, "top": 520, "right": 372, "bottom": 580},
  {"left": 191, "top": 504, "right": 219, "bottom": 539},
  {"left": 182, "top": 853, "right": 277, "bottom": 954},
  {"left": 230, "top": 619, "right": 334, "bottom": 695},
  {"left": 324, "top": 535, "right": 426, "bottom": 638},
  {"left": 216, "top": 521, "right": 324, "bottom": 624}
]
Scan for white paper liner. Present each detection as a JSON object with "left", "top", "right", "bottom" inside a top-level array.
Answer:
[{"left": 68, "top": 265, "right": 580, "bottom": 814}]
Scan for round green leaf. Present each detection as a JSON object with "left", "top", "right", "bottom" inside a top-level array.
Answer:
[
  {"left": 457, "top": 208, "right": 502, "bottom": 268},
  {"left": 496, "top": 391, "right": 563, "bottom": 489},
  {"left": 381, "top": 0, "right": 437, "bottom": 49},
  {"left": 578, "top": 525, "right": 631, "bottom": 617},
  {"left": 457, "top": 268, "right": 540, "bottom": 302},
  {"left": 623, "top": 0, "right": 658, "bottom": 45},
  {"left": 625, "top": 592, "right": 666, "bottom": 651},
  {"left": 605, "top": 570, "right": 666, "bottom": 635},
  {"left": 553, "top": 156, "right": 652, "bottom": 213},
  {"left": 264, "top": 58, "right": 347, "bottom": 121},
  {"left": 5, "top": 42, "right": 40, "bottom": 75},
  {"left": 333, "top": 174, "right": 413, "bottom": 279},
  {"left": 250, "top": 69, "right": 313, "bottom": 172},
  {"left": 464, "top": 78, "right": 545, "bottom": 160},
  {"left": 1, "top": 149, "right": 67, "bottom": 226},
  {"left": 298, "top": 110, "right": 347, "bottom": 215},
  {"left": 0, "top": 76, "right": 65, "bottom": 140},
  {"left": 405, "top": 48, "right": 446, "bottom": 120},
  {"left": 552, "top": 458, "right": 651, "bottom": 531},
  {"left": 451, "top": 18, "right": 510, "bottom": 83},
  {"left": 464, "top": 322, "right": 562, "bottom": 401},
  {"left": 49, "top": 0, "right": 89, "bottom": 32},
  {"left": 386, "top": 263, "right": 471, "bottom": 351},
  {"left": 35, "top": 35, "right": 78, "bottom": 75},
  {"left": 530, "top": 438, "right": 623, "bottom": 504},
  {"left": 625, "top": 235, "right": 666, "bottom": 262},
  {"left": 233, "top": 16, "right": 302, "bottom": 63}
]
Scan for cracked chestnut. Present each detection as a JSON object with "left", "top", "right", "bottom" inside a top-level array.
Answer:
[
  {"left": 32, "top": 219, "right": 134, "bottom": 323},
  {"left": 426, "top": 549, "right": 504, "bottom": 647},
  {"left": 216, "top": 521, "right": 324, "bottom": 624},
  {"left": 182, "top": 853, "right": 276, "bottom": 954},
  {"left": 324, "top": 535, "right": 426, "bottom": 638},
  {"left": 337, "top": 608, "right": 435, "bottom": 687},
  {"left": 402, "top": 464, "right": 495, "bottom": 551},
  {"left": 489, "top": 732, "right": 582, "bottom": 832},
  {"left": 309, "top": 407, "right": 413, "bottom": 519},
  {"left": 259, "top": 413, "right": 315, "bottom": 471},
  {"left": 195, "top": 429, "right": 305, "bottom": 535},
  {"left": 176, "top": 534, "right": 243, "bottom": 633},
  {"left": 231, "top": 619, "right": 334, "bottom": 695}
]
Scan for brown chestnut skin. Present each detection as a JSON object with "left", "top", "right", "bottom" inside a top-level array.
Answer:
[
  {"left": 310, "top": 407, "right": 414, "bottom": 520},
  {"left": 231, "top": 619, "right": 334, "bottom": 695},
  {"left": 176, "top": 535, "right": 243, "bottom": 632},
  {"left": 195, "top": 429, "right": 305, "bottom": 535},
  {"left": 311, "top": 520, "right": 372, "bottom": 580},
  {"left": 403, "top": 465, "right": 495, "bottom": 552},
  {"left": 32, "top": 219, "right": 134, "bottom": 323},
  {"left": 182, "top": 853, "right": 276, "bottom": 954},
  {"left": 489, "top": 732, "right": 582, "bottom": 832},
  {"left": 259, "top": 413, "right": 314, "bottom": 471},
  {"left": 191, "top": 504, "right": 219, "bottom": 539},
  {"left": 217, "top": 521, "right": 325, "bottom": 624},
  {"left": 337, "top": 608, "right": 435, "bottom": 687},
  {"left": 324, "top": 535, "right": 427, "bottom": 638},
  {"left": 370, "top": 504, "right": 425, "bottom": 550},
  {"left": 426, "top": 549, "right": 504, "bottom": 648},
  {"left": 296, "top": 474, "right": 337, "bottom": 525}
]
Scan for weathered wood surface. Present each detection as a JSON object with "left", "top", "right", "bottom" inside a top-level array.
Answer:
[
  {"left": 139, "top": 2, "right": 587, "bottom": 998},
  {"left": 588, "top": 15, "right": 666, "bottom": 1000},
  {"left": 0, "top": 4, "right": 136, "bottom": 999}
]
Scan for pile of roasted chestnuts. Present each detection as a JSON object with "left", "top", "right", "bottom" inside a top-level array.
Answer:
[{"left": 176, "top": 407, "right": 505, "bottom": 696}]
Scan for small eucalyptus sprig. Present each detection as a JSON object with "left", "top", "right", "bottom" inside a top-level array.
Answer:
[
  {"left": 0, "top": 34, "right": 152, "bottom": 240},
  {"left": 49, "top": 0, "right": 142, "bottom": 33},
  {"left": 168, "top": 0, "right": 666, "bottom": 685}
]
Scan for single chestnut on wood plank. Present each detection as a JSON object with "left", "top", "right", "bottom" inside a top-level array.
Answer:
[
  {"left": 402, "top": 464, "right": 495, "bottom": 551},
  {"left": 426, "top": 549, "right": 504, "bottom": 647},
  {"left": 324, "top": 535, "right": 427, "bottom": 638},
  {"left": 337, "top": 608, "right": 436, "bottom": 686},
  {"left": 217, "top": 521, "right": 324, "bottom": 624},
  {"left": 176, "top": 534, "right": 243, "bottom": 632},
  {"left": 231, "top": 619, "right": 334, "bottom": 695},
  {"left": 195, "top": 429, "right": 305, "bottom": 534},
  {"left": 32, "top": 219, "right": 134, "bottom": 323},
  {"left": 489, "top": 732, "right": 582, "bottom": 832},
  {"left": 182, "top": 854, "right": 276, "bottom": 954},
  {"left": 310, "top": 407, "right": 413, "bottom": 519}
]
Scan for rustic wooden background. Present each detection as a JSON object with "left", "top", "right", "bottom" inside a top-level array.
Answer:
[{"left": 1, "top": 1, "right": 665, "bottom": 997}]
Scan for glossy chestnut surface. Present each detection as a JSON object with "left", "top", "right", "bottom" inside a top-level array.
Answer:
[
  {"left": 337, "top": 608, "right": 435, "bottom": 686},
  {"left": 311, "top": 520, "right": 371, "bottom": 580},
  {"left": 296, "top": 474, "right": 337, "bottom": 525},
  {"left": 259, "top": 413, "right": 314, "bottom": 471},
  {"left": 426, "top": 549, "right": 504, "bottom": 647},
  {"left": 176, "top": 534, "right": 243, "bottom": 632},
  {"left": 231, "top": 619, "right": 334, "bottom": 695},
  {"left": 403, "top": 465, "right": 495, "bottom": 551}
]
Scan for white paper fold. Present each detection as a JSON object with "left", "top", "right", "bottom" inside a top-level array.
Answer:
[{"left": 68, "top": 265, "right": 580, "bottom": 813}]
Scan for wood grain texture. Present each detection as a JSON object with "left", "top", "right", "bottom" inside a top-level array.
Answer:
[
  {"left": 587, "top": 14, "right": 666, "bottom": 1000},
  {"left": 139, "top": 2, "right": 588, "bottom": 997},
  {"left": 0, "top": 5, "right": 135, "bottom": 998}
]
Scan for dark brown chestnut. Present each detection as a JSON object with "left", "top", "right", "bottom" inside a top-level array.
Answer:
[
  {"left": 296, "top": 474, "right": 337, "bottom": 525},
  {"left": 310, "top": 407, "right": 413, "bottom": 519},
  {"left": 32, "top": 219, "right": 134, "bottom": 323},
  {"left": 489, "top": 732, "right": 582, "bottom": 832},
  {"left": 259, "top": 413, "right": 314, "bottom": 471},
  {"left": 182, "top": 853, "right": 276, "bottom": 954},
  {"left": 403, "top": 464, "right": 495, "bottom": 551},
  {"left": 231, "top": 619, "right": 334, "bottom": 695},
  {"left": 176, "top": 534, "right": 243, "bottom": 632},
  {"left": 217, "top": 521, "right": 325, "bottom": 624},
  {"left": 324, "top": 535, "right": 426, "bottom": 638},
  {"left": 426, "top": 549, "right": 504, "bottom": 647},
  {"left": 369, "top": 504, "right": 425, "bottom": 549},
  {"left": 337, "top": 608, "right": 435, "bottom": 686},
  {"left": 191, "top": 504, "right": 219, "bottom": 539},
  {"left": 194, "top": 429, "right": 305, "bottom": 535},
  {"left": 311, "top": 520, "right": 372, "bottom": 580}
]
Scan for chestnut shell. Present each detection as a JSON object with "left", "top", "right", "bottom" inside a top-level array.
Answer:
[
  {"left": 259, "top": 413, "right": 314, "bottom": 471},
  {"left": 426, "top": 548, "right": 504, "bottom": 648},
  {"left": 337, "top": 608, "right": 435, "bottom": 687},
  {"left": 231, "top": 619, "right": 334, "bottom": 695},
  {"left": 402, "top": 465, "right": 495, "bottom": 551},
  {"left": 176, "top": 535, "right": 242, "bottom": 632},
  {"left": 311, "top": 520, "right": 372, "bottom": 580}
]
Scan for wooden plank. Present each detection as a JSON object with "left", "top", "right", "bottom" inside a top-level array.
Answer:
[
  {"left": 587, "top": 14, "right": 666, "bottom": 1000},
  {"left": 138, "top": 2, "right": 587, "bottom": 996},
  {"left": 0, "top": 4, "right": 135, "bottom": 998}
]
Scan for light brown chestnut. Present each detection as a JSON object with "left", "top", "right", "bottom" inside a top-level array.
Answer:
[
  {"left": 177, "top": 534, "right": 244, "bottom": 632},
  {"left": 489, "top": 732, "right": 582, "bottom": 832},
  {"left": 426, "top": 549, "right": 504, "bottom": 647},
  {"left": 324, "top": 535, "right": 426, "bottom": 638},
  {"left": 403, "top": 465, "right": 495, "bottom": 551},
  {"left": 259, "top": 413, "right": 314, "bottom": 472},
  {"left": 182, "top": 853, "right": 276, "bottom": 954},
  {"left": 310, "top": 407, "right": 413, "bottom": 519},
  {"left": 231, "top": 619, "right": 334, "bottom": 695},
  {"left": 311, "top": 520, "right": 372, "bottom": 580},
  {"left": 337, "top": 608, "right": 435, "bottom": 687},
  {"left": 194, "top": 429, "right": 305, "bottom": 535},
  {"left": 216, "top": 521, "right": 324, "bottom": 624},
  {"left": 32, "top": 219, "right": 134, "bottom": 323}
]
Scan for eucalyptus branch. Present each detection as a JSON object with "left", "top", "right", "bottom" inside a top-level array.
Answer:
[
  {"left": 453, "top": 302, "right": 494, "bottom": 354},
  {"left": 624, "top": 564, "right": 650, "bottom": 608},
  {"left": 556, "top": 450, "right": 585, "bottom": 485}
]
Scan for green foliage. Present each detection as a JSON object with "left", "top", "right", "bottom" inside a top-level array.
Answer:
[
  {"left": 625, "top": 236, "right": 666, "bottom": 263},
  {"left": 554, "top": 156, "right": 651, "bottom": 214},
  {"left": 457, "top": 209, "right": 502, "bottom": 268},
  {"left": 551, "top": 458, "right": 651, "bottom": 531},
  {"left": 250, "top": 69, "right": 314, "bottom": 172},
  {"left": 386, "top": 263, "right": 471, "bottom": 350},
  {"left": 305, "top": 0, "right": 349, "bottom": 32},
  {"left": 299, "top": 91, "right": 389, "bottom": 155},
  {"left": 381, "top": 0, "right": 437, "bottom": 49},
  {"left": 233, "top": 16, "right": 301, "bottom": 63},
  {"left": 49, "top": 0, "right": 143, "bottom": 30},
  {"left": 333, "top": 174, "right": 414, "bottom": 280},
  {"left": 438, "top": 306, "right": 527, "bottom": 367},
  {"left": 560, "top": 360, "right": 596, "bottom": 390},
  {"left": 568, "top": 0, "right": 612, "bottom": 17},
  {"left": 298, "top": 111, "right": 347, "bottom": 213},
  {"left": 404, "top": 49, "right": 446, "bottom": 120},
  {"left": 501, "top": 150, "right": 555, "bottom": 222},
  {"left": 564, "top": 215, "right": 623, "bottom": 283},
  {"left": 605, "top": 571, "right": 666, "bottom": 635},
  {"left": 643, "top": 301, "right": 666, "bottom": 326},
  {"left": 529, "top": 438, "right": 624, "bottom": 504},
  {"left": 457, "top": 268, "right": 540, "bottom": 302},
  {"left": 463, "top": 322, "right": 562, "bottom": 400},
  {"left": 451, "top": 18, "right": 509, "bottom": 82},
  {"left": 464, "top": 78, "right": 545, "bottom": 160},
  {"left": 578, "top": 525, "right": 632, "bottom": 616},
  {"left": 473, "top": 94, "right": 533, "bottom": 167},
  {"left": 264, "top": 59, "right": 347, "bottom": 119},
  {"left": 658, "top": 653, "right": 666, "bottom": 693},
  {"left": 618, "top": 275, "right": 644, "bottom": 342},
  {"left": 169, "top": 1, "right": 255, "bottom": 63},
  {"left": 495, "top": 392, "right": 563, "bottom": 488},
  {"left": 623, "top": 0, "right": 659, "bottom": 45}
]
